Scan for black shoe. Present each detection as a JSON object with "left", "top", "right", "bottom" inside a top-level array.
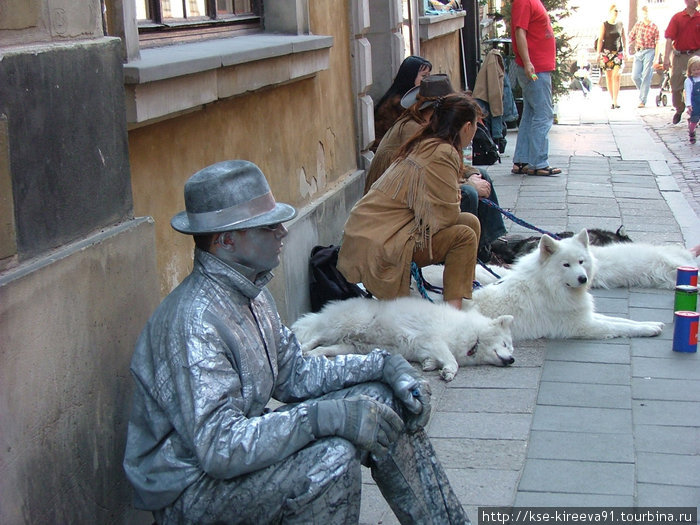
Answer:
[{"left": 673, "top": 112, "right": 682, "bottom": 124}]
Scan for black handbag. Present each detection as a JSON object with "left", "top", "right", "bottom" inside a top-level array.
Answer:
[
  {"left": 471, "top": 122, "right": 501, "bottom": 166},
  {"left": 308, "top": 245, "right": 371, "bottom": 312}
]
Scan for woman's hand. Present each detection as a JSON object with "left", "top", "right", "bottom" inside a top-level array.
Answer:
[{"left": 467, "top": 173, "right": 491, "bottom": 198}]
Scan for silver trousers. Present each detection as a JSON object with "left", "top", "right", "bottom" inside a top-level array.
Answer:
[{"left": 154, "top": 382, "right": 470, "bottom": 525}]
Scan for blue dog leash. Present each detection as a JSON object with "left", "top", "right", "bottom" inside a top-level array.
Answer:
[
  {"left": 479, "top": 198, "right": 562, "bottom": 240},
  {"left": 411, "top": 199, "right": 562, "bottom": 298}
]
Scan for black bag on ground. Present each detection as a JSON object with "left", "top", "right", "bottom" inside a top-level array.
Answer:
[
  {"left": 471, "top": 122, "right": 501, "bottom": 166},
  {"left": 309, "top": 245, "right": 370, "bottom": 312}
]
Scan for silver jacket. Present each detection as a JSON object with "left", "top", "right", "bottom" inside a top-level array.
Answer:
[{"left": 123, "top": 249, "right": 388, "bottom": 510}]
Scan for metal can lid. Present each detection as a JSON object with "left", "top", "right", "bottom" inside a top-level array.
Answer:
[
  {"left": 674, "top": 310, "right": 700, "bottom": 318},
  {"left": 675, "top": 285, "right": 698, "bottom": 293}
]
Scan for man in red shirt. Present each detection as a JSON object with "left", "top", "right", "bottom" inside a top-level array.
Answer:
[
  {"left": 663, "top": 0, "right": 700, "bottom": 123},
  {"left": 509, "top": 0, "right": 561, "bottom": 176}
]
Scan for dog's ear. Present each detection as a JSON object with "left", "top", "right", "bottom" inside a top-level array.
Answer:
[
  {"left": 539, "top": 234, "right": 558, "bottom": 257},
  {"left": 575, "top": 228, "right": 590, "bottom": 247},
  {"left": 495, "top": 314, "right": 514, "bottom": 328}
]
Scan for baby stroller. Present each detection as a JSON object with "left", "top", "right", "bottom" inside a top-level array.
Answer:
[{"left": 654, "top": 63, "right": 671, "bottom": 107}]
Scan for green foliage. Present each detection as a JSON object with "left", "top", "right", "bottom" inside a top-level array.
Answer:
[{"left": 501, "top": 0, "right": 577, "bottom": 102}]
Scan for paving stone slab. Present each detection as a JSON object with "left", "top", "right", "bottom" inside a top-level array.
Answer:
[
  {"left": 511, "top": 344, "right": 546, "bottom": 367},
  {"left": 633, "top": 356, "right": 700, "bottom": 380},
  {"left": 430, "top": 437, "right": 528, "bottom": 470},
  {"left": 634, "top": 424, "right": 700, "bottom": 455},
  {"left": 636, "top": 452, "right": 700, "bottom": 487},
  {"left": 446, "top": 468, "right": 521, "bottom": 507},
  {"left": 539, "top": 361, "right": 631, "bottom": 385},
  {"left": 629, "top": 306, "right": 675, "bottom": 323},
  {"left": 531, "top": 405, "right": 632, "bottom": 433},
  {"left": 428, "top": 412, "right": 532, "bottom": 440},
  {"left": 633, "top": 399, "right": 700, "bottom": 427},
  {"left": 632, "top": 377, "right": 700, "bottom": 402},
  {"left": 592, "top": 288, "right": 632, "bottom": 299},
  {"left": 545, "top": 340, "right": 630, "bottom": 363},
  {"left": 439, "top": 387, "right": 537, "bottom": 414},
  {"left": 629, "top": 292, "right": 675, "bottom": 308},
  {"left": 514, "top": 492, "right": 634, "bottom": 506},
  {"left": 447, "top": 366, "right": 542, "bottom": 389},
  {"left": 359, "top": 483, "right": 397, "bottom": 525},
  {"left": 537, "top": 381, "right": 631, "bottom": 409},
  {"left": 527, "top": 429, "right": 634, "bottom": 462},
  {"left": 631, "top": 338, "right": 687, "bottom": 357},
  {"left": 636, "top": 483, "right": 700, "bottom": 507},
  {"left": 518, "top": 459, "right": 635, "bottom": 495},
  {"left": 594, "top": 297, "right": 630, "bottom": 315}
]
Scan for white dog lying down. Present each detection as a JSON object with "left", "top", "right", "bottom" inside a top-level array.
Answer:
[
  {"left": 292, "top": 296, "right": 515, "bottom": 381},
  {"left": 590, "top": 243, "right": 697, "bottom": 289},
  {"left": 472, "top": 230, "right": 665, "bottom": 340},
  {"left": 472, "top": 241, "right": 698, "bottom": 289}
]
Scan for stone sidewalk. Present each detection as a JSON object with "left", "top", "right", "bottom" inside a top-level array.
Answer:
[{"left": 359, "top": 87, "right": 699, "bottom": 524}]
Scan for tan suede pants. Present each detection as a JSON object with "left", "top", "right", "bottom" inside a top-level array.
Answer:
[{"left": 412, "top": 212, "right": 480, "bottom": 301}]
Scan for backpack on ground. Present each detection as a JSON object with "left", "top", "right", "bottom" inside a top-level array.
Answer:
[
  {"left": 471, "top": 122, "right": 501, "bottom": 166},
  {"left": 309, "top": 245, "right": 371, "bottom": 312}
]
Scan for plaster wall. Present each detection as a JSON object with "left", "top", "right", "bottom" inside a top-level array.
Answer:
[
  {"left": 128, "top": 1, "right": 359, "bottom": 303},
  {"left": 0, "top": 219, "right": 158, "bottom": 525}
]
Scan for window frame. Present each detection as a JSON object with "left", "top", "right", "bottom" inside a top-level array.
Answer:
[{"left": 135, "top": 0, "right": 262, "bottom": 38}]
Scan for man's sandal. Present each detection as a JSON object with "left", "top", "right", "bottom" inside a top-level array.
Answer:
[
  {"left": 511, "top": 163, "right": 528, "bottom": 174},
  {"left": 528, "top": 166, "right": 562, "bottom": 176}
]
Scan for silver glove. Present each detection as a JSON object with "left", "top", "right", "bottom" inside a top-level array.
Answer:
[
  {"left": 309, "top": 396, "right": 404, "bottom": 457},
  {"left": 382, "top": 354, "right": 432, "bottom": 431}
]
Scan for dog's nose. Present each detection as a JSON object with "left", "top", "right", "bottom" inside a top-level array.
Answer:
[
  {"left": 578, "top": 275, "right": 588, "bottom": 284},
  {"left": 501, "top": 356, "right": 515, "bottom": 365}
]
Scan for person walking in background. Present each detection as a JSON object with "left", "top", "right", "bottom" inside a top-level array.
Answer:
[
  {"left": 629, "top": 5, "right": 659, "bottom": 108},
  {"left": 663, "top": 0, "right": 700, "bottom": 124},
  {"left": 685, "top": 56, "right": 700, "bottom": 143},
  {"left": 597, "top": 4, "right": 627, "bottom": 109},
  {"left": 509, "top": 0, "right": 561, "bottom": 176},
  {"left": 371, "top": 56, "right": 432, "bottom": 152}
]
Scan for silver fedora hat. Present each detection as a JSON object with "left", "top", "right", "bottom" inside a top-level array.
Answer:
[
  {"left": 400, "top": 74, "right": 455, "bottom": 110},
  {"left": 171, "top": 160, "right": 297, "bottom": 234}
]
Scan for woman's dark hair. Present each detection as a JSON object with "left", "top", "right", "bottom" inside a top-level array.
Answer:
[
  {"left": 395, "top": 93, "right": 483, "bottom": 159},
  {"left": 374, "top": 56, "right": 432, "bottom": 114}
]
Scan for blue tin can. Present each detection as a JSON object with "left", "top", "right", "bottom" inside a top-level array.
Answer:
[
  {"left": 676, "top": 266, "right": 698, "bottom": 286},
  {"left": 672, "top": 311, "right": 699, "bottom": 353}
]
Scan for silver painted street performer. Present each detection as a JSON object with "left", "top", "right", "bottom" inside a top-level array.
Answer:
[{"left": 123, "top": 160, "right": 470, "bottom": 524}]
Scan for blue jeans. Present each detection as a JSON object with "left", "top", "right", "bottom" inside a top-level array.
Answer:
[
  {"left": 514, "top": 67, "right": 553, "bottom": 170},
  {"left": 632, "top": 48, "right": 655, "bottom": 105},
  {"left": 460, "top": 168, "right": 506, "bottom": 249}
]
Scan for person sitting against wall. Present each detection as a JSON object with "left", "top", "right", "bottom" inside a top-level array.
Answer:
[
  {"left": 122, "top": 160, "right": 471, "bottom": 524},
  {"left": 338, "top": 93, "right": 482, "bottom": 310},
  {"left": 366, "top": 74, "right": 506, "bottom": 262},
  {"left": 371, "top": 55, "right": 432, "bottom": 152}
]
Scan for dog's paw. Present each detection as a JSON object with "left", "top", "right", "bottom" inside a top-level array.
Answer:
[
  {"left": 647, "top": 322, "right": 664, "bottom": 336},
  {"left": 422, "top": 358, "right": 439, "bottom": 371},
  {"left": 440, "top": 367, "right": 456, "bottom": 382}
]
